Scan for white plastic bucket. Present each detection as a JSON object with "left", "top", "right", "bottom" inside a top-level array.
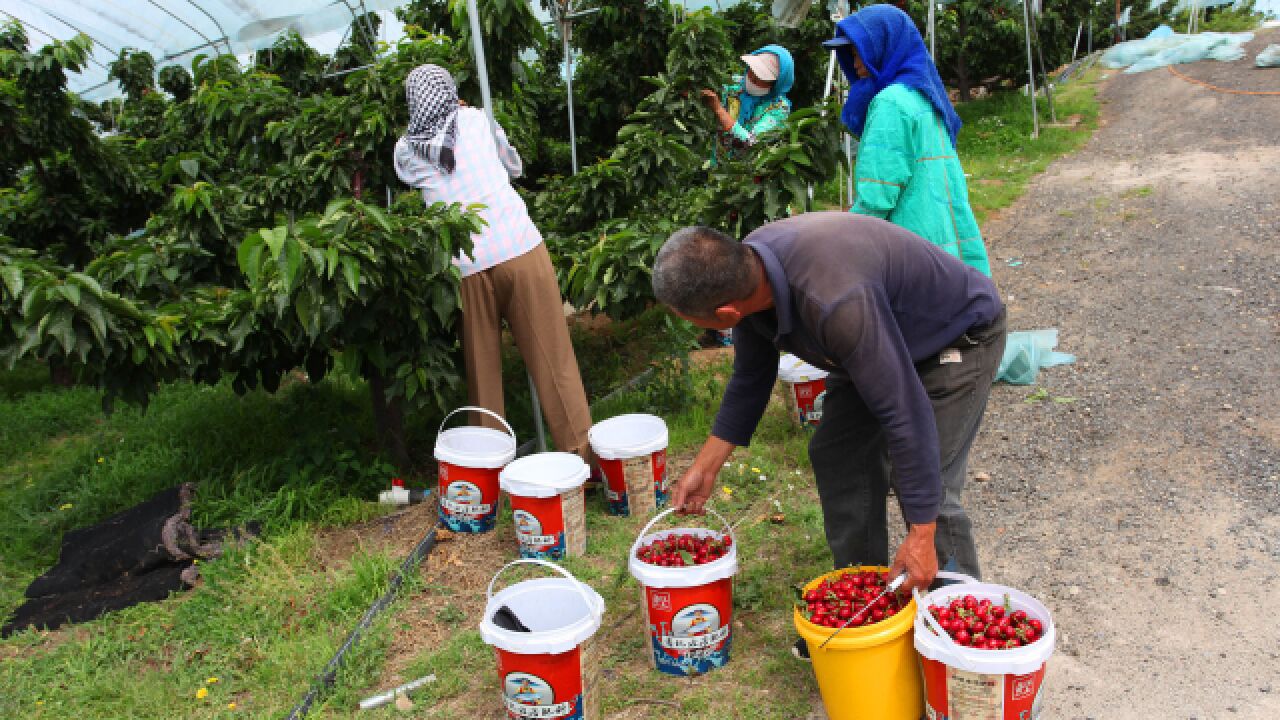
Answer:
[
  {"left": 628, "top": 507, "right": 738, "bottom": 676},
  {"left": 434, "top": 406, "right": 517, "bottom": 533},
  {"left": 777, "top": 354, "right": 828, "bottom": 427},
  {"left": 480, "top": 559, "right": 606, "bottom": 720},
  {"left": 588, "top": 414, "right": 669, "bottom": 516},
  {"left": 500, "top": 452, "right": 590, "bottom": 560},
  {"left": 913, "top": 572, "right": 1057, "bottom": 719}
]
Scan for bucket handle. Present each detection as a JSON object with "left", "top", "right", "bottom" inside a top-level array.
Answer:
[
  {"left": 439, "top": 406, "right": 516, "bottom": 445},
  {"left": 486, "top": 558, "right": 600, "bottom": 619},
  {"left": 629, "top": 505, "right": 737, "bottom": 558},
  {"left": 912, "top": 571, "right": 982, "bottom": 663}
]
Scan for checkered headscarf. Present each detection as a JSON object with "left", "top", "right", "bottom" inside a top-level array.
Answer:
[{"left": 403, "top": 64, "right": 459, "bottom": 174}]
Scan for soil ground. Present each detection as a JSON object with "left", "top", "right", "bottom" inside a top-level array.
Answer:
[{"left": 967, "top": 28, "right": 1280, "bottom": 719}]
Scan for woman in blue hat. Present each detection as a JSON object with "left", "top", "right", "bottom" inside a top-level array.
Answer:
[
  {"left": 824, "top": 5, "right": 991, "bottom": 276},
  {"left": 699, "top": 44, "right": 795, "bottom": 164}
]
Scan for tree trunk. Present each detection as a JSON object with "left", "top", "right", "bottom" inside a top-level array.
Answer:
[
  {"left": 48, "top": 357, "right": 75, "bottom": 388},
  {"left": 954, "top": 14, "right": 973, "bottom": 103},
  {"left": 954, "top": 54, "right": 973, "bottom": 103},
  {"left": 368, "top": 371, "right": 412, "bottom": 472}
]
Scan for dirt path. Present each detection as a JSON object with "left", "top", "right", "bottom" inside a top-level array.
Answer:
[{"left": 969, "top": 30, "right": 1280, "bottom": 719}]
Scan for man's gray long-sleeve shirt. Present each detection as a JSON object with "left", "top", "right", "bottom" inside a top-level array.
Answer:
[{"left": 710, "top": 212, "right": 1002, "bottom": 524}]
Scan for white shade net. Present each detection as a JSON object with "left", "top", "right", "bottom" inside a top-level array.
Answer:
[{"left": 1, "top": 0, "right": 410, "bottom": 100}]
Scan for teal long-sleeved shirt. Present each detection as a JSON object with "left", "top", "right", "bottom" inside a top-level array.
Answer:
[
  {"left": 850, "top": 83, "right": 991, "bottom": 277},
  {"left": 714, "top": 80, "right": 791, "bottom": 164}
]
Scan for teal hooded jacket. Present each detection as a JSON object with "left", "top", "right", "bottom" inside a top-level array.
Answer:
[{"left": 833, "top": 6, "right": 991, "bottom": 276}]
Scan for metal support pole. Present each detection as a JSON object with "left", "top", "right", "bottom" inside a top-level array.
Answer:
[
  {"left": 1073, "top": 22, "right": 1083, "bottom": 63},
  {"left": 528, "top": 370, "right": 547, "bottom": 452},
  {"left": 927, "top": 0, "right": 936, "bottom": 59},
  {"left": 1087, "top": 20, "right": 1092, "bottom": 54},
  {"left": 1029, "top": 5, "right": 1056, "bottom": 124},
  {"left": 1021, "top": 0, "right": 1039, "bottom": 139},
  {"left": 563, "top": 24, "right": 578, "bottom": 174}
]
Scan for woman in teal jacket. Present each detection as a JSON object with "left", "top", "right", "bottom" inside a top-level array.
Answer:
[
  {"left": 824, "top": 5, "right": 991, "bottom": 276},
  {"left": 700, "top": 44, "right": 795, "bottom": 164}
]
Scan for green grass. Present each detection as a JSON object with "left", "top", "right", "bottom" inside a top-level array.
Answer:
[{"left": 956, "top": 68, "right": 1104, "bottom": 224}]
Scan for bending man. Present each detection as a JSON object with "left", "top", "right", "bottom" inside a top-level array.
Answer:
[{"left": 653, "top": 212, "right": 1005, "bottom": 599}]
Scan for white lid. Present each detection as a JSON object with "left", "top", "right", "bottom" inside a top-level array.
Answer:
[
  {"left": 480, "top": 560, "right": 605, "bottom": 655},
  {"left": 913, "top": 574, "right": 1056, "bottom": 675},
  {"left": 434, "top": 406, "right": 518, "bottom": 469},
  {"left": 434, "top": 426, "right": 516, "bottom": 468},
  {"left": 777, "top": 353, "right": 829, "bottom": 383},
  {"left": 500, "top": 452, "right": 589, "bottom": 498},
  {"left": 588, "top": 414, "right": 669, "bottom": 460}
]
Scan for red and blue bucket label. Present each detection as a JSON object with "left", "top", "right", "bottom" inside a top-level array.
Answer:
[
  {"left": 438, "top": 461, "right": 499, "bottom": 533},
  {"left": 642, "top": 578, "right": 733, "bottom": 675},
  {"left": 508, "top": 488, "right": 586, "bottom": 560},
  {"left": 921, "top": 659, "right": 1047, "bottom": 720},
  {"left": 787, "top": 378, "right": 827, "bottom": 426},
  {"left": 496, "top": 641, "right": 598, "bottom": 719},
  {"left": 600, "top": 449, "right": 668, "bottom": 516}
]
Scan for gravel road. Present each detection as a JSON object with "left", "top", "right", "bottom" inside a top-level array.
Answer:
[{"left": 966, "top": 28, "right": 1280, "bottom": 719}]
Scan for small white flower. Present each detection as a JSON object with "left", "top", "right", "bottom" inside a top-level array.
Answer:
[{"left": 758, "top": 475, "right": 767, "bottom": 482}]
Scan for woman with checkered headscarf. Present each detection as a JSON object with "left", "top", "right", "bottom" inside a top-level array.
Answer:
[{"left": 394, "top": 65, "right": 592, "bottom": 464}]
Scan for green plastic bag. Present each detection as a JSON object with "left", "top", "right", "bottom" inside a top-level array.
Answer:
[{"left": 996, "top": 329, "right": 1076, "bottom": 385}]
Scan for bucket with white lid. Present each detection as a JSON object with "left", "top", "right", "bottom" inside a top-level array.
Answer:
[
  {"left": 434, "top": 406, "right": 517, "bottom": 533},
  {"left": 628, "top": 507, "right": 738, "bottom": 676},
  {"left": 480, "top": 559, "right": 606, "bottom": 720},
  {"left": 777, "top": 354, "right": 829, "bottom": 427},
  {"left": 500, "top": 452, "right": 589, "bottom": 560},
  {"left": 913, "top": 572, "right": 1057, "bottom": 719},
  {"left": 588, "top": 414, "right": 668, "bottom": 516}
]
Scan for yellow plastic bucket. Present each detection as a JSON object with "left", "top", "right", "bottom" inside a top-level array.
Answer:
[{"left": 793, "top": 566, "right": 924, "bottom": 720}]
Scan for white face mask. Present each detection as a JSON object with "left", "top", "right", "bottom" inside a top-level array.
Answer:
[{"left": 744, "top": 76, "right": 772, "bottom": 96}]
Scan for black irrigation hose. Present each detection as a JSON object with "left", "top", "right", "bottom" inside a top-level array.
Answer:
[{"left": 286, "top": 518, "right": 441, "bottom": 719}]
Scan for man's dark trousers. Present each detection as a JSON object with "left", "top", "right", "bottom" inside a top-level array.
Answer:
[{"left": 808, "top": 309, "right": 1007, "bottom": 579}]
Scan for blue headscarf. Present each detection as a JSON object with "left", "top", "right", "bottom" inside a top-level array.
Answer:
[
  {"left": 736, "top": 45, "right": 795, "bottom": 127},
  {"left": 832, "top": 5, "right": 962, "bottom": 148}
]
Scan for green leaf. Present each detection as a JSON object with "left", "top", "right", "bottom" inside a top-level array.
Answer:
[
  {"left": 364, "top": 205, "right": 394, "bottom": 235},
  {"left": 49, "top": 309, "right": 76, "bottom": 356},
  {"left": 325, "top": 246, "right": 340, "bottom": 279},
  {"left": 237, "top": 237, "right": 264, "bottom": 284},
  {"left": 81, "top": 301, "right": 108, "bottom": 345},
  {"left": 341, "top": 258, "right": 360, "bottom": 294},
  {"left": 179, "top": 158, "right": 200, "bottom": 179},
  {"left": 69, "top": 273, "right": 103, "bottom": 297},
  {"left": 281, "top": 239, "right": 303, "bottom": 292},
  {"left": 0, "top": 266, "right": 23, "bottom": 298},
  {"left": 58, "top": 283, "right": 81, "bottom": 307},
  {"left": 263, "top": 226, "right": 287, "bottom": 260}
]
